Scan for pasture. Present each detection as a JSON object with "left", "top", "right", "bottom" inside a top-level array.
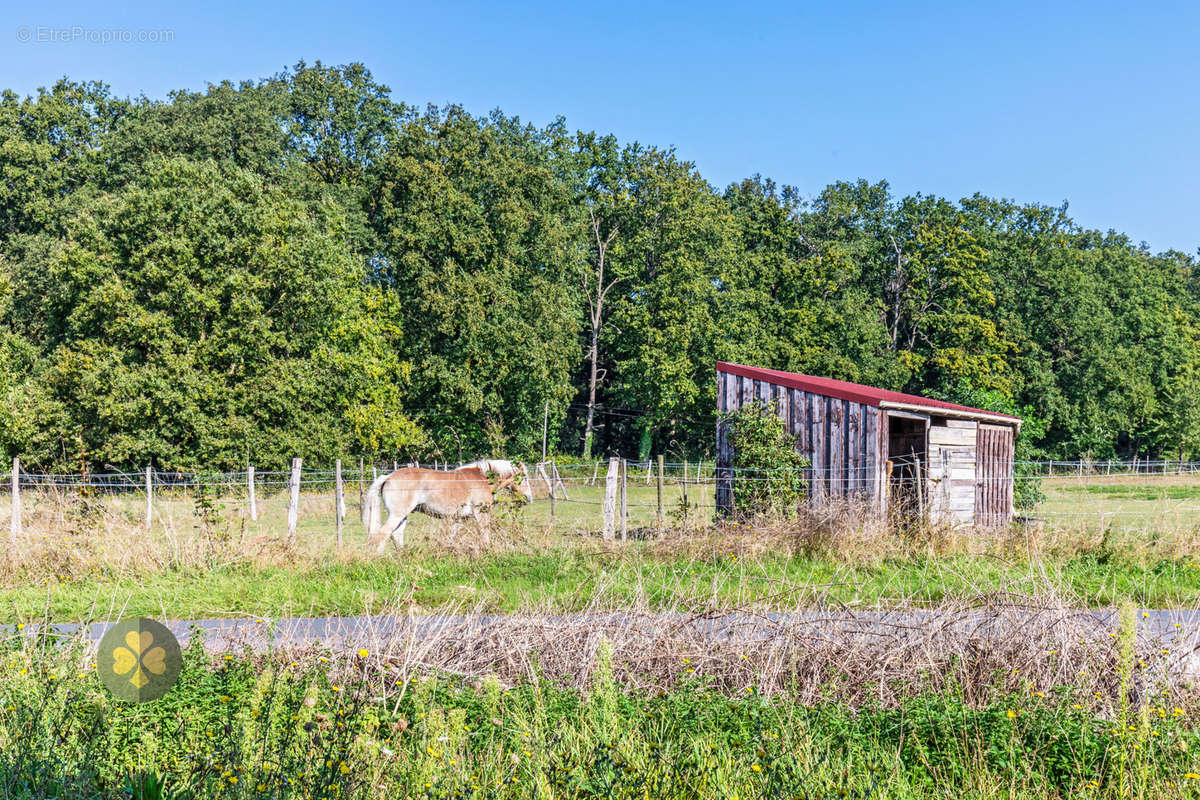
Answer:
[
  {"left": 5, "top": 466, "right": 1200, "bottom": 799},
  {"left": 3, "top": 467, "right": 1200, "bottom": 621}
]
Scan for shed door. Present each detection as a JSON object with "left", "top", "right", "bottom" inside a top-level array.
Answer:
[{"left": 975, "top": 424, "right": 1015, "bottom": 526}]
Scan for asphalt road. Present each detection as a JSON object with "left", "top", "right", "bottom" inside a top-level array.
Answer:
[{"left": 16, "top": 607, "right": 1200, "bottom": 651}]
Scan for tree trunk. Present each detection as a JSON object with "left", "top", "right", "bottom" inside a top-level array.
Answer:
[
  {"left": 583, "top": 322, "right": 600, "bottom": 458},
  {"left": 581, "top": 211, "right": 620, "bottom": 459}
]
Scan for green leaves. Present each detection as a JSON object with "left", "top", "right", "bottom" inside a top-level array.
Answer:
[
  {"left": 724, "top": 402, "right": 810, "bottom": 518},
  {"left": 4, "top": 157, "right": 420, "bottom": 469},
  {"left": 373, "top": 107, "right": 578, "bottom": 458},
  {"left": 0, "top": 64, "right": 1198, "bottom": 467}
]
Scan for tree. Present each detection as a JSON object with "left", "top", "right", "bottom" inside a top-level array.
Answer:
[
  {"left": 4, "top": 157, "right": 421, "bottom": 469},
  {"left": 569, "top": 133, "right": 643, "bottom": 458},
  {"left": 600, "top": 149, "right": 737, "bottom": 458},
  {"left": 723, "top": 177, "right": 896, "bottom": 386},
  {"left": 2, "top": 63, "right": 1200, "bottom": 468},
  {"left": 0, "top": 80, "right": 127, "bottom": 241},
  {"left": 373, "top": 107, "right": 578, "bottom": 458}
]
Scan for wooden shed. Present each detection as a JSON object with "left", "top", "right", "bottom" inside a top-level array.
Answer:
[{"left": 714, "top": 362, "right": 1022, "bottom": 526}]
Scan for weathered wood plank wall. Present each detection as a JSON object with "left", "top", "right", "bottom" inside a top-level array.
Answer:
[
  {"left": 976, "top": 423, "right": 1015, "bottom": 525},
  {"left": 716, "top": 370, "right": 881, "bottom": 514},
  {"left": 715, "top": 370, "right": 733, "bottom": 512},
  {"left": 927, "top": 420, "right": 977, "bottom": 525}
]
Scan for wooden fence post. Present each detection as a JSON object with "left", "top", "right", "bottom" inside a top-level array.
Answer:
[
  {"left": 914, "top": 455, "right": 925, "bottom": 523},
  {"left": 620, "top": 457, "right": 628, "bottom": 541},
  {"left": 549, "top": 477, "right": 556, "bottom": 522},
  {"left": 551, "top": 461, "right": 568, "bottom": 499},
  {"left": 590, "top": 460, "right": 600, "bottom": 487},
  {"left": 287, "top": 457, "right": 301, "bottom": 541},
  {"left": 248, "top": 466, "right": 258, "bottom": 521},
  {"left": 145, "top": 466, "right": 153, "bottom": 527},
  {"left": 656, "top": 454, "right": 664, "bottom": 527},
  {"left": 681, "top": 458, "right": 690, "bottom": 510},
  {"left": 335, "top": 458, "right": 345, "bottom": 549},
  {"left": 884, "top": 459, "right": 894, "bottom": 509},
  {"left": 10, "top": 457, "right": 20, "bottom": 543},
  {"left": 602, "top": 457, "right": 619, "bottom": 540}
]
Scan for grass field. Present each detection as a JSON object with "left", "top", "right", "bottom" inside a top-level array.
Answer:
[
  {"left": 6, "top": 474, "right": 1200, "bottom": 798},
  {"left": 3, "top": 473, "right": 1200, "bottom": 622}
]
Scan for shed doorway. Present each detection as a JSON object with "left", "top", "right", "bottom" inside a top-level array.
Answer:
[{"left": 886, "top": 412, "right": 928, "bottom": 515}]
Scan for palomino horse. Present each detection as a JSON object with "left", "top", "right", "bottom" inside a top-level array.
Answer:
[{"left": 362, "top": 463, "right": 532, "bottom": 552}]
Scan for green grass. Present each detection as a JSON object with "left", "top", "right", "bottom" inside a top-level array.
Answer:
[
  {"left": 7, "top": 546, "right": 1200, "bottom": 622},
  {"left": 2, "top": 637, "right": 1198, "bottom": 799},
  {"left": 1060, "top": 483, "right": 1200, "bottom": 501},
  {"left": 1037, "top": 475, "right": 1200, "bottom": 524},
  {"left": 7, "top": 474, "right": 1200, "bottom": 622}
]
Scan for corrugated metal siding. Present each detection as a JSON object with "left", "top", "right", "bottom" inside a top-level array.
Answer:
[{"left": 976, "top": 424, "right": 1015, "bottom": 526}]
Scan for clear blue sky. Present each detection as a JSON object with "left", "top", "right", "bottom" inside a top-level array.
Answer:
[{"left": 3, "top": 0, "right": 1197, "bottom": 253}]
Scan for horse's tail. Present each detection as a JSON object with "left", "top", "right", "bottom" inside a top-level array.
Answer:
[{"left": 362, "top": 470, "right": 392, "bottom": 533}]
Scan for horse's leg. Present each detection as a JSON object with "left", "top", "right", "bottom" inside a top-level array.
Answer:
[
  {"left": 372, "top": 497, "right": 412, "bottom": 554},
  {"left": 389, "top": 515, "right": 409, "bottom": 551},
  {"left": 368, "top": 513, "right": 392, "bottom": 554},
  {"left": 369, "top": 512, "right": 393, "bottom": 554}
]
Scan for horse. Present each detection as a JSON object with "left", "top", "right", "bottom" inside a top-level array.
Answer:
[
  {"left": 362, "top": 463, "right": 532, "bottom": 553},
  {"left": 457, "top": 459, "right": 528, "bottom": 481}
]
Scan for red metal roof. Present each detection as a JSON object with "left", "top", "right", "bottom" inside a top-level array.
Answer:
[{"left": 716, "top": 361, "right": 1021, "bottom": 423}]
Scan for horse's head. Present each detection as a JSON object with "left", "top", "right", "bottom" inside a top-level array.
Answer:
[{"left": 487, "top": 464, "right": 533, "bottom": 505}]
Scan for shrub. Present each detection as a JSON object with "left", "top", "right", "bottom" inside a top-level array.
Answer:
[{"left": 723, "top": 401, "right": 809, "bottom": 518}]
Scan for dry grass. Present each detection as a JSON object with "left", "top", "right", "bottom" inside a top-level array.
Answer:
[
  {"left": 8, "top": 486, "right": 1200, "bottom": 717},
  {"left": 215, "top": 586, "right": 1200, "bottom": 715},
  {"left": 646, "top": 502, "right": 1200, "bottom": 569},
  {"left": 5, "top": 483, "right": 1200, "bottom": 582}
]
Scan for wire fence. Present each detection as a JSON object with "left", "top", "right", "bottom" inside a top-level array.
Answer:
[{"left": 4, "top": 457, "right": 1200, "bottom": 539}]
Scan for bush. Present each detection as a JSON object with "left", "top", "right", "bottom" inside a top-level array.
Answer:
[{"left": 723, "top": 401, "right": 809, "bottom": 518}]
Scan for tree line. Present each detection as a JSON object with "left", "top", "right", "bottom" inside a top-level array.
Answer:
[{"left": 1, "top": 62, "right": 1197, "bottom": 471}]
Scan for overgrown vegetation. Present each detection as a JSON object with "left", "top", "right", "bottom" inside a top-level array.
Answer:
[
  {"left": 1, "top": 64, "right": 1199, "bottom": 470},
  {"left": 6, "top": 479, "right": 1200, "bottom": 620},
  {"left": 723, "top": 402, "right": 809, "bottom": 518},
  {"left": 2, "top": 599, "right": 1199, "bottom": 799}
]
